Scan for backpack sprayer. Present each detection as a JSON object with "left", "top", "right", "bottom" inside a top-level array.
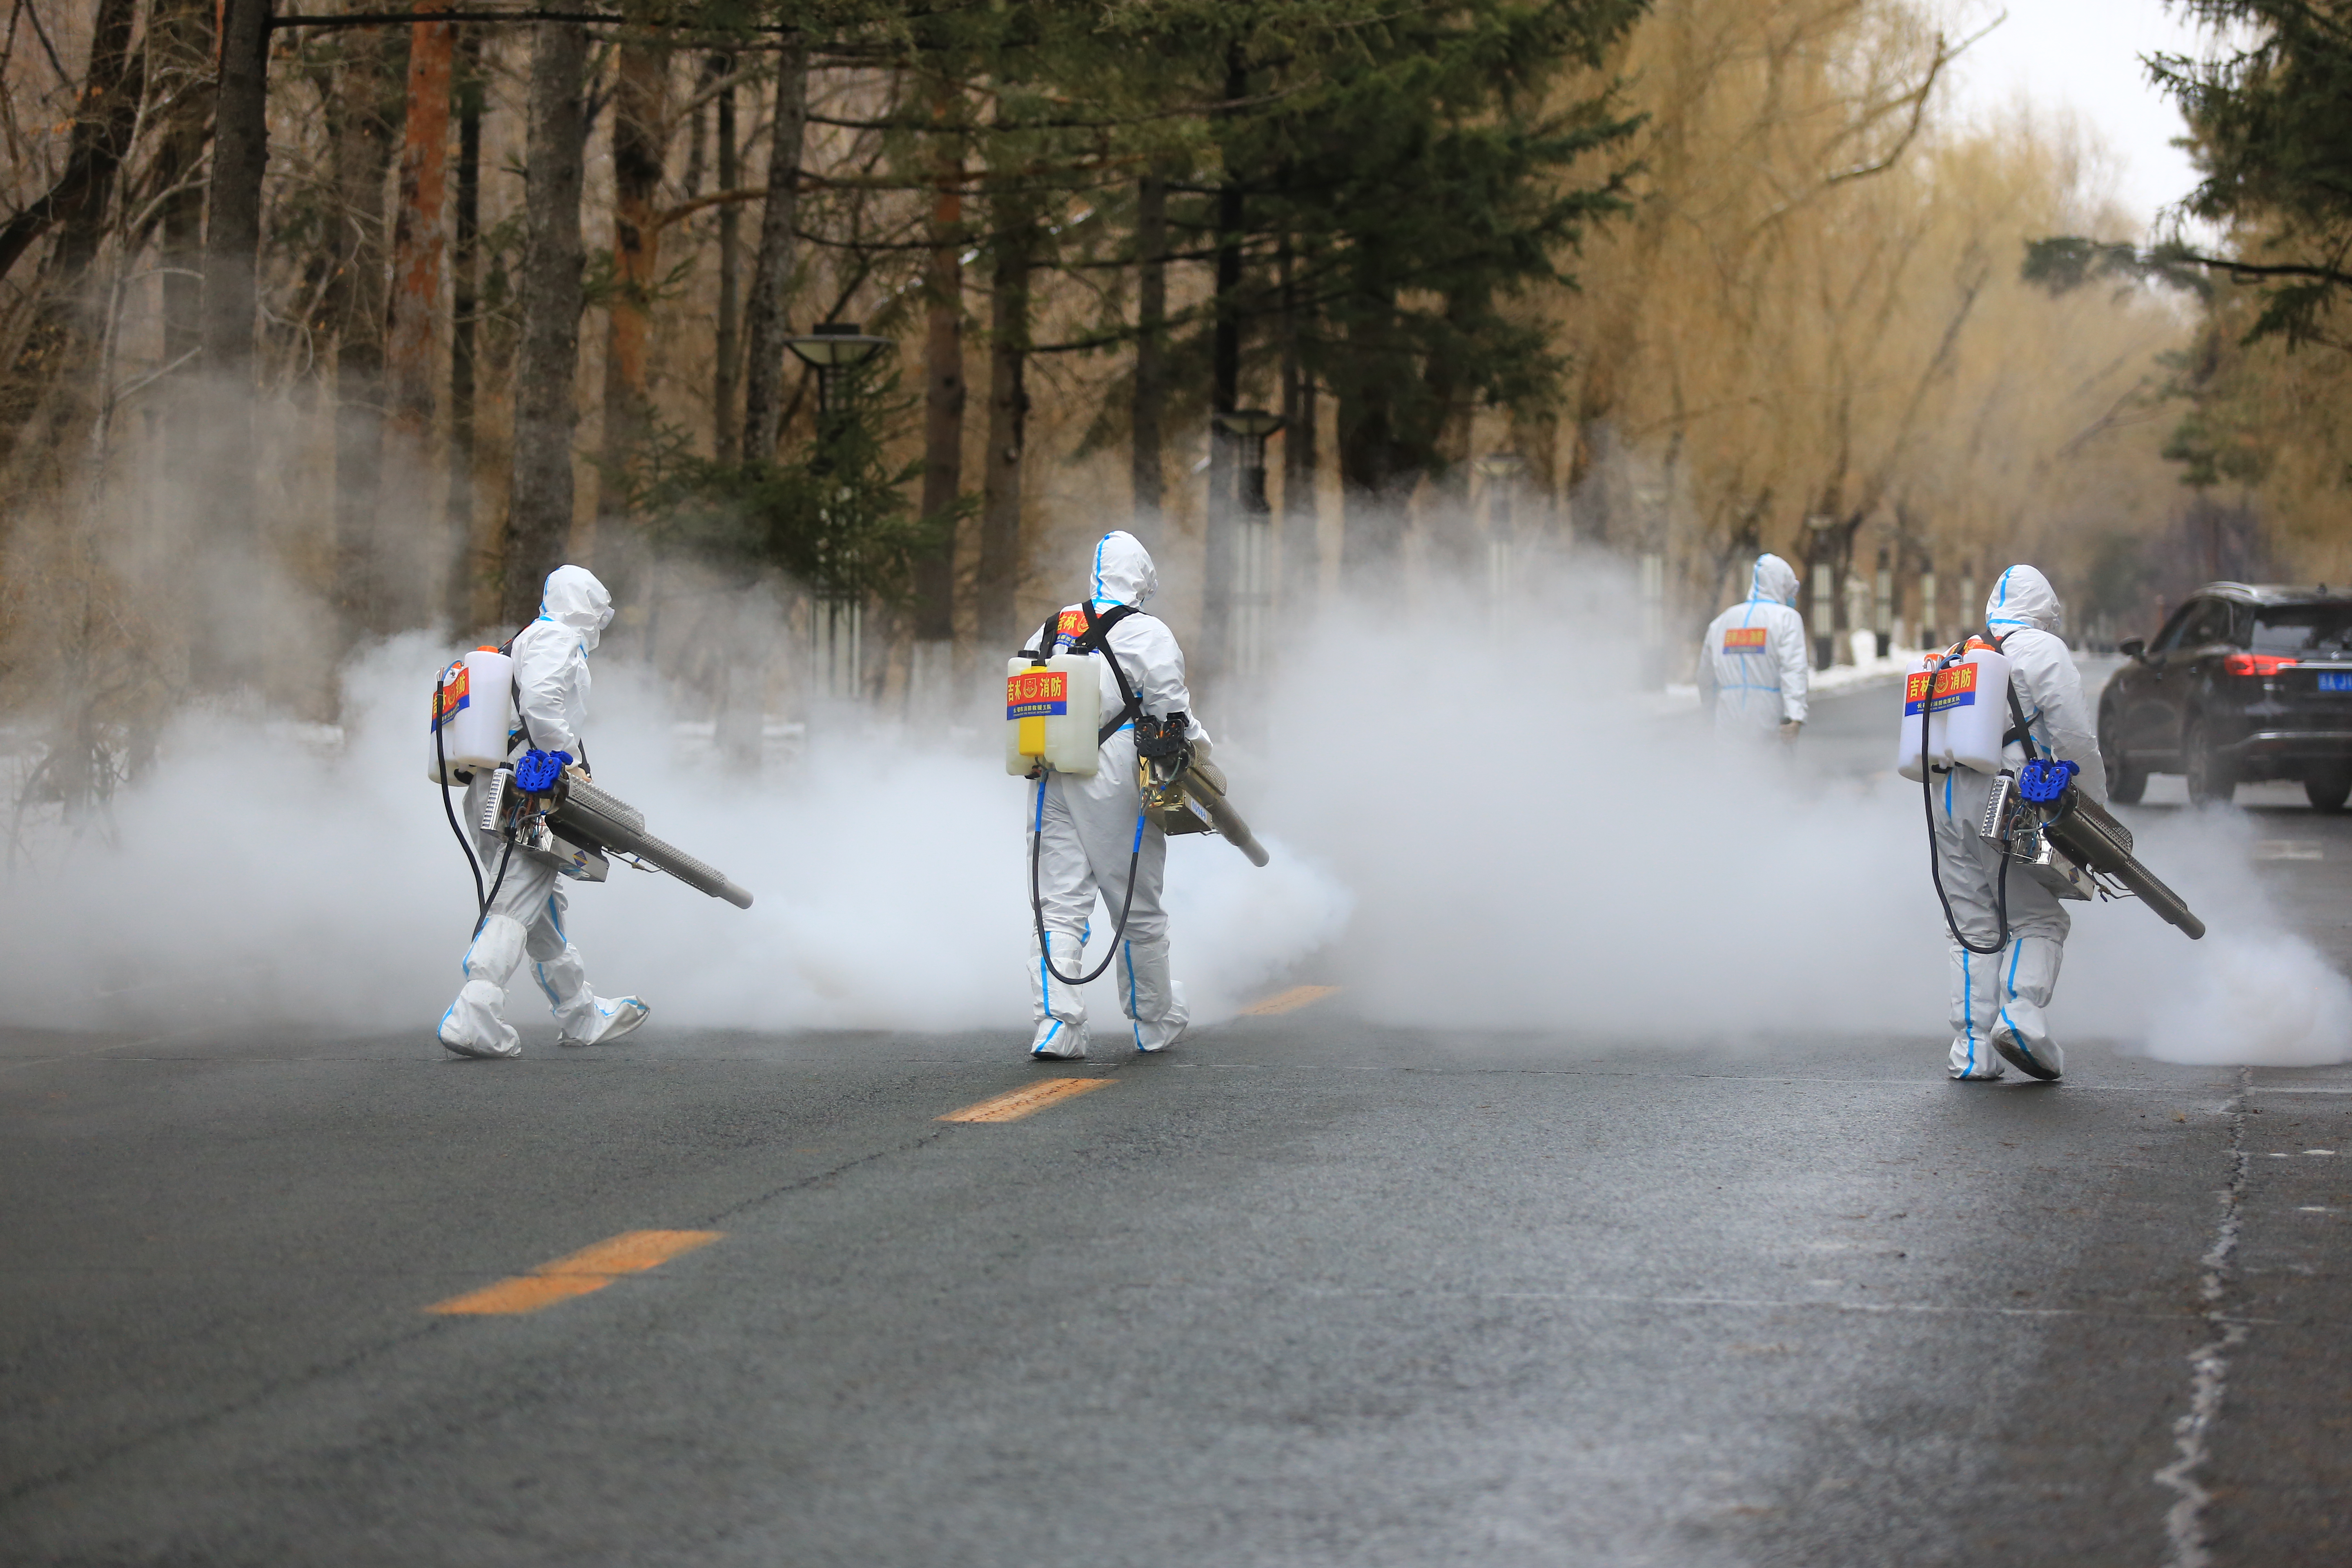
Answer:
[
  {"left": 1905, "top": 637, "right": 2201, "bottom": 949},
  {"left": 431, "top": 646, "right": 754, "bottom": 920},
  {"left": 1978, "top": 758, "right": 2201, "bottom": 938},
  {"left": 1008, "top": 604, "right": 1267, "bottom": 987}
]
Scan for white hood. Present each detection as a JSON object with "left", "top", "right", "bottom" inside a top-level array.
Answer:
[
  {"left": 540, "top": 564, "right": 614, "bottom": 651},
  {"left": 1089, "top": 531, "right": 1159, "bottom": 608},
  {"left": 1748, "top": 553, "right": 1800, "bottom": 607},
  {"left": 1985, "top": 564, "right": 2063, "bottom": 637}
]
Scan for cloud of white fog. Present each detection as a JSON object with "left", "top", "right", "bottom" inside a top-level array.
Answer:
[
  {"left": 0, "top": 632, "right": 1350, "bottom": 1039},
  {"left": 2062, "top": 804, "right": 2352, "bottom": 1066},
  {"left": 0, "top": 551, "right": 2345, "bottom": 1069}
]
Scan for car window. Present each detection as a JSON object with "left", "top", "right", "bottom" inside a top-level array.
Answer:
[
  {"left": 2250, "top": 602, "right": 2352, "bottom": 655},
  {"left": 2151, "top": 603, "right": 2198, "bottom": 652},
  {"left": 2189, "top": 601, "right": 2234, "bottom": 646}
]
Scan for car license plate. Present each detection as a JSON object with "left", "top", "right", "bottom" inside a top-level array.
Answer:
[{"left": 2321, "top": 673, "right": 2352, "bottom": 692}]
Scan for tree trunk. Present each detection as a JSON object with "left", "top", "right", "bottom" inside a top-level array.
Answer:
[
  {"left": 597, "top": 35, "right": 669, "bottom": 624},
  {"left": 740, "top": 42, "right": 807, "bottom": 462},
  {"left": 327, "top": 27, "right": 397, "bottom": 634},
  {"left": 200, "top": 0, "right": 272, "bottom": 521},
  {"left": 601, "top": 38, "right": 668, "bottom": 482},
  {"left": 1129, "top": 171, "right": 1167, "bottom": 523},
  {"left": 1337, "top": 305, "right": 1411, "bottom": 591},
  {"left": 152, "top": 0, "right": 215, "bottom": 486},
  {"left": 974, "top": 201, "right": 1033, "bottom": 654},
  {"left": 385, "top": 3, "right": 452, "bottom": 434},
  {"left": 385, "top": 0, "right": 454, "bottom": 629},
  {"left": 1278, "top": 243, "right": 1317, "bottom": 612},
  {"left": 444, "top": 25, "right": 485, "bottom": 630},
  {"left": 0, "top": 0, "right": 143, "bottom": 474},
  {"left": 711, "top": 53, "right": 740, "bottom": 463},
  {"left": 911, "top": 103, "right": 963, "bottom": 644},
  {"left": 502, "top": 20, "right": 588, "bottom": 625},
  {"left": 1197, "top": 47, "right": 1248, "bottom": 691},
  {"left": 0, "top": 0, "right": 144, "bottom": 290}
]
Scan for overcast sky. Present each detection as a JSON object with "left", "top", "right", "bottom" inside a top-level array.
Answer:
[{"left": 1941, "top": 0, "right": 2224, "bottom": 234}]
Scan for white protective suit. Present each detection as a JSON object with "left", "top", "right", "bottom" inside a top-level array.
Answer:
[
  {"left": 1929, "top": 564, "right": 2104, "bottom": 1082},
  {"left": 1697, "top": 555, "right": 1810, "bottom": 737},
  {"left": 1021, "top": 532, "right": 1206, "bottom": 1058},
  {"left": 438, "top": 566, "right": 650, "bottom": 1059}
]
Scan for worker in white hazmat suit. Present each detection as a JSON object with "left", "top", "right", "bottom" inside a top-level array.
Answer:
[
  {"left": 1929, "top": 564, "right": 2103, "bottom": 1082},
  {"left": 439, "top": 565, "right": 650, "bottom": 1059},
  {"left": 1697, "top": 554, "right": 1810, "bottom": 740},
  {"left": 1018, "top": 531, "right": 1208, "bottom": 1058}
]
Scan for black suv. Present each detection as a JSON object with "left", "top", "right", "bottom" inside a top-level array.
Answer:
[{"left": 2100, "top": 583, "right": 2352, "bottom": 808}]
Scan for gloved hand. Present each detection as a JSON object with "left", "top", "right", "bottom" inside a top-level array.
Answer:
[
  {"left": 566, "top": 761, "right": 594, "bottom": 784},
  {"left": 1780, "top": 720, "right": 1802, "bottom": 739}
]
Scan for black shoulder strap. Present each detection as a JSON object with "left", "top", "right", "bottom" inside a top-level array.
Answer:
[
  {"left": 1070, "top": 603, "right": 1145, "bottom": 745},
  {"left": 1989, "top": 631, "right": 2040, "bottom": 759}
]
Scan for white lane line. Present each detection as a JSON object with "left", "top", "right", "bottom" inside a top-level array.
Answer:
[{"left": 2153, "top": 1066, "right": 2252, "bottom": 1568}]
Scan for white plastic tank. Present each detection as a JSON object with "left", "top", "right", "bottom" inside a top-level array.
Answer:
[
  {"left": 428, "top": 647, "right": 516, "bottom": 783},
  {"left": 1942, "top": 641, "right": 2013, "bottom": 773},
  {"left": 1004, "top": 655, "right": 1103, "bottom": 777},
  {"left": 1893, "top": 652, "right": 1947, "bottom": 780}
]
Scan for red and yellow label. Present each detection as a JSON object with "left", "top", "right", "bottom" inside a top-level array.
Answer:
[
  {"left": 1903, "top": 662, "right": 1980, "bottom": 716},
  {"left": 1722, "top": 626, "right": 1769, "bottom": 652},
  {"left": 1007, "top": 669, "right": 1070, "bottom": 720},
  {"left": 431, "top": 662, "right": 470, "bottom": 731},
  {"left": 1055, "top": 608, "right": 1089, "bottom": 644}
]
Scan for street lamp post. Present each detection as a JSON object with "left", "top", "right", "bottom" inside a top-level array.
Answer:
[
  {"left": 784, "top": 322, "right": 892, "bottom": 701},
  {"left": 1873, "top": 546, "right": 1893, "bottom": 659},
  {"left": 1213, "top": 408, "right": 1283, "bottom": 678},
  {"left": 1474, "top": 452, "right": 1525, "bottom": 635},
  {"left": 1803, "top": 515, "right": 1838, "bottom": 670}
]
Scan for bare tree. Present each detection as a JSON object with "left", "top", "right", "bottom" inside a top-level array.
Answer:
[
  {"left": 974, "top": 194, "right": 1035, "bottom": 655},
  {"left": 740, "top": 41, "right": 806, "bottom": 462},
  {"left": 503, "top": 20, "right": 588, "bottom": 624}
]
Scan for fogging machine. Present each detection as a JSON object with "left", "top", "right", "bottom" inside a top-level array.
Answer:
[
  {"left": 476, "top": 751, "right": 755, "bottom": 909},
  {"left": 1980, "top": 759, "right": 2202, "bottom": 940}
]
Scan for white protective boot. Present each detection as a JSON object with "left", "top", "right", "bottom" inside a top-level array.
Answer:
[
  {"left": 440, "top": 913, "right": 528, "bottom": 1059},
  {"left": 1946, "top": 941, "right": 2006, "bottom": 1081},
  {"left": 1116, "top": 935, "right": 1190, "bottom": 1053},
  {"left": 529, "top": 936, "right": 648, "bottom": 1047},
  {"left": 1988, "top": 934, "right": 2065, "bottom": 1082},
  {"left": 1029, "top": 927, "right": 1092, "bottom": 1059}
]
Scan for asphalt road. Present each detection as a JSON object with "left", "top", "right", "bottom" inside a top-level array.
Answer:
[{"left": 6, "top": 668, "right": 2351, "bottom": 1567}]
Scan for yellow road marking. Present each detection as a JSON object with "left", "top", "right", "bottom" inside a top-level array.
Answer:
[
  {"left": 1242, "top": 984, "right": 1339, "bottom": 1016},
  {"left": 940, "top": 1077, "right": 1114, "bottom": 1123},
  {"left": 428, "top": 1229, "right": 723, "bottom": 1316}
]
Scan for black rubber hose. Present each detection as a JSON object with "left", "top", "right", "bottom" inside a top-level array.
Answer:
[
  {"left": 435, "top": 678, "right": 487, "bottom": 918},
  {"left": 1920, "top": 647, "right": 2009, "bottom": 956},
  {"left": 476, "top": 834, "right": 516, "bottom": 939},
  {"left": 1029, "top": 775, "right": 1146, "bottom": 988}
]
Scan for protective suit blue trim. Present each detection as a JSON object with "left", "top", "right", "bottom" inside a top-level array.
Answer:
[
  {"left": 1091, "top": 535, "right": 1108, "bottom": 601},
  {"left": 1997, "top": 943, "right": 2043, "bottom": 1070},
  {"left": 1124, "top": 942, "right": 1143, "bottom": 1050},
  {"left": 1942, "top": 771, "right": 1953, "bottom": 818},
  {"left": 546, "top": 894, "right": 566, "bottom": 944},
  {"left": 534, "top": 961, "right": 560, "bottom": 1007},
  {"left": 1032, "top": 777, "right": 1053, "bottom": 1025},
  {"left": 1960, "top": 950, "right": 1977, "bottom": 1073},
  {"left": 1032, "top": 1020, "right": 1064, "bottom": 1056}
]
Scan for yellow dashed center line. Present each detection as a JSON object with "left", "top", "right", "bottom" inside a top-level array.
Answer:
[
  {"left": 428, "top": 1229, "right": 723, "bottom": 1316},
  {"left": 940, "top": 1077, "right": 1114, "bottom": 1123},
  {"left": 1242, "top": 984, "right": 1339, "bottom": 1016}
]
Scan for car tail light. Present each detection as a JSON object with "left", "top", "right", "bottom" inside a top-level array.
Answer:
[{"left": 2223, "top": 652, "right": 2299, "bottom": 676}]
